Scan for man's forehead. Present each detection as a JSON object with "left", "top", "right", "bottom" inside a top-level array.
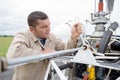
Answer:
[{"left": 37, "top": 19, "right": 50, "bottom": 25}]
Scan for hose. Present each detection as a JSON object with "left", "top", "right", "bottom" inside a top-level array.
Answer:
[{"left": 98, "top": 22, "right": 119, "bottom": 53}]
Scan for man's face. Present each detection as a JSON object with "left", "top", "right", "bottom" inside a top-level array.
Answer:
[{"left": 30, "top": 18, "right": 50, "bottom": 38}]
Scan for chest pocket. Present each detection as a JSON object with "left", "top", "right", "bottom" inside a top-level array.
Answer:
[{"left": 29, "top": 41, "right": 43, "bottom": 51}]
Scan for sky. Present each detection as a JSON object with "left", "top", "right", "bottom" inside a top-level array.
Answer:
[{"left": 0, "top": 0, "right": 120, "bottom": 38}]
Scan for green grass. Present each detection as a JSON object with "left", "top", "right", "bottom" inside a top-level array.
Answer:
[{"left": 0, "top": 37, "right": 13, "bottom": 57}]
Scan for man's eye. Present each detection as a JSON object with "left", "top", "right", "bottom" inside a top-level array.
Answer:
[
  {"left": 41, "top": 26, "right": 47, "bottom": 29},
  {"left": 40, "top": 26, "right": 45, "bottom": 28}
]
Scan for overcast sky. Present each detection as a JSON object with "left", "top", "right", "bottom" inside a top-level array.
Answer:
[{"left": 0, "top": 0, "right": 120, "bottom": 36}]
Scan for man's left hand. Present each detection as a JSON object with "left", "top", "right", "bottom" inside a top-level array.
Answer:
[{"left": 71, "top": 23, "right": 82, "bottom": 40}]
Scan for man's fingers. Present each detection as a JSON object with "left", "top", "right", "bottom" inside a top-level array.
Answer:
[
  {"left": 76, "top": 23, "right": 82, "bottom": 34},
  {"left": 71, "top": 22, "right": 83, "bottom": 39},
  {"left": 42, "top": 49, "right": 56, "bottom": 53},
  {"left": 77, "top": 30, "right": 82, "bottom": 34}
]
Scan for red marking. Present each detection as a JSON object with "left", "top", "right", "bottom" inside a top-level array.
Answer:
[{"left": 98, "top": 2, "right": 103, "bottom": 11}]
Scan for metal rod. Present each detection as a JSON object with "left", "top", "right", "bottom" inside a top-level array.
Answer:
[
  {"left": 105, "top": 53, "right": 120, "bottom": 55},
  {"left": 8, "top": 48, "right": 82, "bottom": 67},
  {"left": 95, "top": 56, "right": 119, "bottom": 59},
  {"left": 50, "top": 60, "right": 67, "bottom": 80},
  {"left": 44, "top": 62, "right": 51, "bottom": 80}
]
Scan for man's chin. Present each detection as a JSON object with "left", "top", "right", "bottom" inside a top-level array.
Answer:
[{"left": 44, "top": 35, "right": 49, "bottom": 38}]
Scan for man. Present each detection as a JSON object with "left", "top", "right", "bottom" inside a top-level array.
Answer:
[{"left": 6, "top": 11, "right": 82, "bottom": 80}]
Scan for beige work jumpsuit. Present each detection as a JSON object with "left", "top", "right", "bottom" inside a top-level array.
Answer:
[{"left": 6, "top": 30, "right": 77, "bottom": 80}]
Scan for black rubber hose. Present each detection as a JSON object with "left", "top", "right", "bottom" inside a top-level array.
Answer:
[
  {"left": 108, "top": 22, "right": 118, "bottom": 31},
  {"left": 98, "top": 22, "right": 119, "bottom": 53},
  {"left": 58, "top": 62, "right": 73, "bottom": 70},
  {"left": 111, "top": 41, "right": 120, "bottom": 51},
  {"left": 97, "top": 22, "right": 119, "bottom": 80}
]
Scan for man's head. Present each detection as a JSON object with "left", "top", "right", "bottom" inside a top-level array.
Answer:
[{"left": 28, "top": 11, "right": 50, "bottom": 39}]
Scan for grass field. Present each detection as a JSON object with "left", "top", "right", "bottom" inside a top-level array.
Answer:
[{"left": 0, "top": 37, "right": 13, "bottom": 57}]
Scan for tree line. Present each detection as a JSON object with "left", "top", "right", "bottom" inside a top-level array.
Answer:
[{"left": 0, "top": 35, "right": 14, "bottom": 37}]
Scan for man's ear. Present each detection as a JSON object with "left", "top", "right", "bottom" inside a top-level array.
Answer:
[{"left": 29, "top": 26, "right": 34, "bottom": 31}]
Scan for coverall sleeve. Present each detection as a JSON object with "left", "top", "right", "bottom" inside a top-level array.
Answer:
[
  {"left": 6, "top": 33, "right": 41, "bottom": 59},
  {"left": 53, "top": 34, "right": 77, "bottom": 51}
]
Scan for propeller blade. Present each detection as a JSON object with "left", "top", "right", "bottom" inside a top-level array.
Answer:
[{"left": 106, "top": 0, "right": 114, "bottom": 13}]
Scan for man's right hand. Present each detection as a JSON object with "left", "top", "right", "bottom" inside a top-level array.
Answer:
[{"left": 42, "top": 49, "right": 56, "bottom": 54}]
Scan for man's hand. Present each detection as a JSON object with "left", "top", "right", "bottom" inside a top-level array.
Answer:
[
  {"left": 71, "top": 23, "right": 82, "bottom": 40},
  {"left": 42, "top": 49, "right": 56, "bottom": 54}
]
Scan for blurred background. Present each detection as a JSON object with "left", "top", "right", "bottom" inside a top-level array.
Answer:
[{"left": 0, "top": 0, "right": 120, "bottom": 56}]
